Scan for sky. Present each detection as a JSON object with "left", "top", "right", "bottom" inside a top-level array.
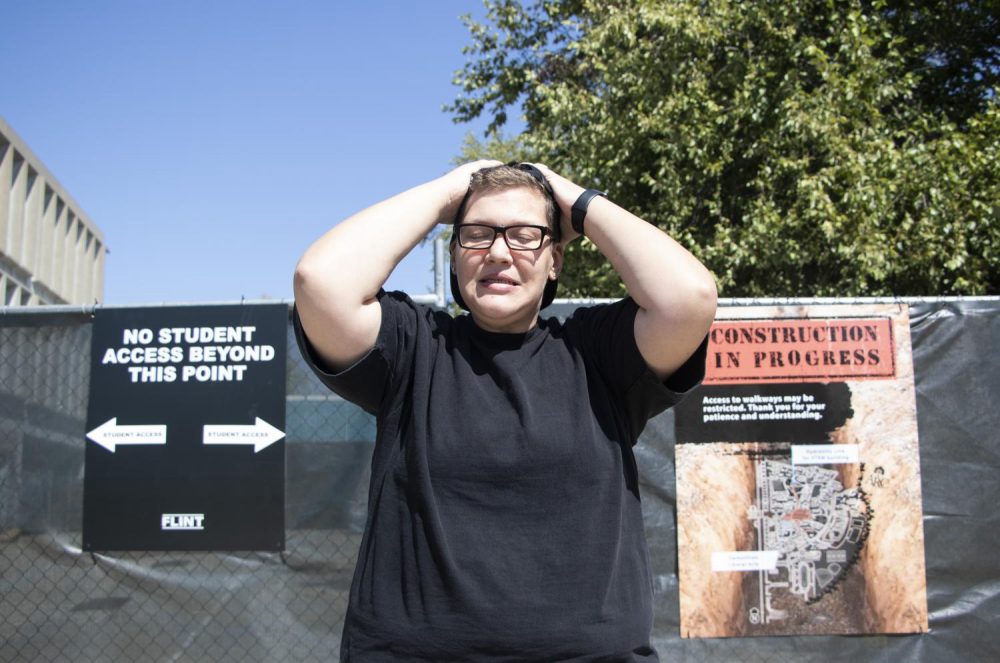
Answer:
[{"left": 2, "top": 1, "right": 510, "bottom": 305}]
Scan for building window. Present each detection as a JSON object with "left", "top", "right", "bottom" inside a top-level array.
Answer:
[{"left": 11, "top": 151, "right": 23, "bottom": 188}]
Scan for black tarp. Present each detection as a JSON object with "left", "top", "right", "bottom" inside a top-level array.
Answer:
[{"left": 0, "top": 298, "right": 997, "bottom": 662}]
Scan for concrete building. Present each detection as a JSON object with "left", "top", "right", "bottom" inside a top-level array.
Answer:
[{"left": 0, "top": 116, "right": 105, "bottom": 306}]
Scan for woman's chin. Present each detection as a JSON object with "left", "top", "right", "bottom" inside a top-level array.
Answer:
[{"left": 466, "top": 295, "right": 539, "bottom": 333}]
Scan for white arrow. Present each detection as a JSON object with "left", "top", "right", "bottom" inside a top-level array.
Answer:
[
  {"left": 86, "top": 418, "right": 167, "bottom": 453},
  {"left": 202, "top": 417, "right": 284, "bottom": 453}
]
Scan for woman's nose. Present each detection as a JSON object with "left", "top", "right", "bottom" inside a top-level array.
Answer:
[{"left": 486, "top": 233, "right": 513, "bottom": 261}]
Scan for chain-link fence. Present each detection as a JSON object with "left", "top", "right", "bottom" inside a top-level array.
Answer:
[
  {"left": 0, "top": 308, "right": 373, "bottom": 661},
  {"left": 2, "top": 299, "right": 999, "bottom": 662}
]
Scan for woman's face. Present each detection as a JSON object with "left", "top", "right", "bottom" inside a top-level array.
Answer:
[{"left": 453, "top": 186, "right": 563, "bottom": 334}]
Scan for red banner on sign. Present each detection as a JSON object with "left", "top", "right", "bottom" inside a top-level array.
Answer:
[{"left": 704, "top": 317, "right": 896, "bottom": 384}]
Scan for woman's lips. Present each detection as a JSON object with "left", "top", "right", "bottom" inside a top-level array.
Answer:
[{"left": 478, "top": 276, "right": 519, "bottom": 290}]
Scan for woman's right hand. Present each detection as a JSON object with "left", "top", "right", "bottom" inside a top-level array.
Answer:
[{"left": 437, "top": 160, "right": 502, "bottom": 223}]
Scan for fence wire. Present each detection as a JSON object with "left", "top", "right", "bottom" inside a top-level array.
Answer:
[
  {"left": 2, "top": 301, "right": 999, "bottom": 662},
  {"left": 0, "top": 315, "right": 371, "bottom": 662}
]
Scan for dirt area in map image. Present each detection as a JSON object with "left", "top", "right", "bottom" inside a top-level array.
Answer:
[
  {"left": 831, "top": 379, "right": 929, "bottom": 633},
  {"left": 676, "top": 444, "right": 756, "bottom": 637}
]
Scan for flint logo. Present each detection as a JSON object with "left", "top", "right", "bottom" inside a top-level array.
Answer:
[{"left": 161, "top": 514, "right": 205, "bottom": 531}]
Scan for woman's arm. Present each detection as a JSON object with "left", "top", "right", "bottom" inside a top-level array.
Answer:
[
  {"left": 535, "top": 165, "right": 718, "bottom": 381},
  {"left": 293, "top": 160, "right": 499, "bottom": 371}
]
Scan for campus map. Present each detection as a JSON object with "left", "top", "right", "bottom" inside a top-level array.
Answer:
[{"left": 746, "top": 458, "right": 870, "bottom": 626}]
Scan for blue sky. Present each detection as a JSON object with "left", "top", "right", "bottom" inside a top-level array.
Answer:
[{"left": 3, "top": 1, "right": 505, "bottom": 304}]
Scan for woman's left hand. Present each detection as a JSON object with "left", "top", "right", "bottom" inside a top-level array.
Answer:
[{"left": 529, "top": 163, "right": 587, "bottom": 245}]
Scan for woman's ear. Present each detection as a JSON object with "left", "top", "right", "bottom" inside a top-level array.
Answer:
[{"left": 549, "top": 242, "right": 565, "bottom": 280}]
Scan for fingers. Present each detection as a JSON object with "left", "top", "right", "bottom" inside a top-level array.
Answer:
[
  {"left": 529, "top": 163, "right": 584, "bottom": 202},
  {"left": 450, "top": 159, "right": 503, "bottom": 186},
  {"left": 527, "top": 163, "right": 586, "bottom": 242},
  {"left": 440, "top": 160, "right": 503, "bottom": 219},
  {"left": 458, "top": 159, "right": 503, "bottom": 175}
]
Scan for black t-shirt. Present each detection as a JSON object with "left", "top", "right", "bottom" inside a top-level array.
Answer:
[{"left": 294, "top": 291, "right": 706, "bottom": 662}]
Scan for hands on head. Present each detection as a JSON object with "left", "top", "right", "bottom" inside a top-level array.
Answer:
[
  {"left": 297, "top": 157, "right": 716, "bottom": 379},
  {"left": 448, "top": 161, "right": 587, "bottom": 247}
]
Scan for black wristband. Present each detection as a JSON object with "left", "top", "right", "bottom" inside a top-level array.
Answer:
[{"left": 571, "top": 189, "right": 607, "bottom": 235}]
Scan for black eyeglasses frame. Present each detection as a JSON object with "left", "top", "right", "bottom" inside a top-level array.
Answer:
[{"left": 454, "top": 223, "right": 552, "bottom": 251}]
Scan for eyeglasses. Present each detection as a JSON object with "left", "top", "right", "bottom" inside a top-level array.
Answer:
[{"left": 456, "top": 224, "right": 550, "bottom": 251}]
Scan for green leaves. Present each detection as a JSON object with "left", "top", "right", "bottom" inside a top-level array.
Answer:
[{"left": 450, "top": 0, "right": 999, "bottom": 296}]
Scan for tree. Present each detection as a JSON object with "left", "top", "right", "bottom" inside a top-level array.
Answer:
[
  {"left": 881, "top": 0, "right": 999, "bottom": 126},
  {"left": 448, "top": 0, "right": 999, "bottom": 297}
]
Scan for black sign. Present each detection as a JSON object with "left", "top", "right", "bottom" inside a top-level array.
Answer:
[
  {"left": 83, "top": 304, "right": 287, "bottom": 551},
  {"left": 674, "top": 382, "right": 854, "bottom": 443}
]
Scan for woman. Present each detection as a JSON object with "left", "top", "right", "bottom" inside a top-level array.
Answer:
[{"left": 293, "top": 161, "right": 717, "bottom": 661}]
